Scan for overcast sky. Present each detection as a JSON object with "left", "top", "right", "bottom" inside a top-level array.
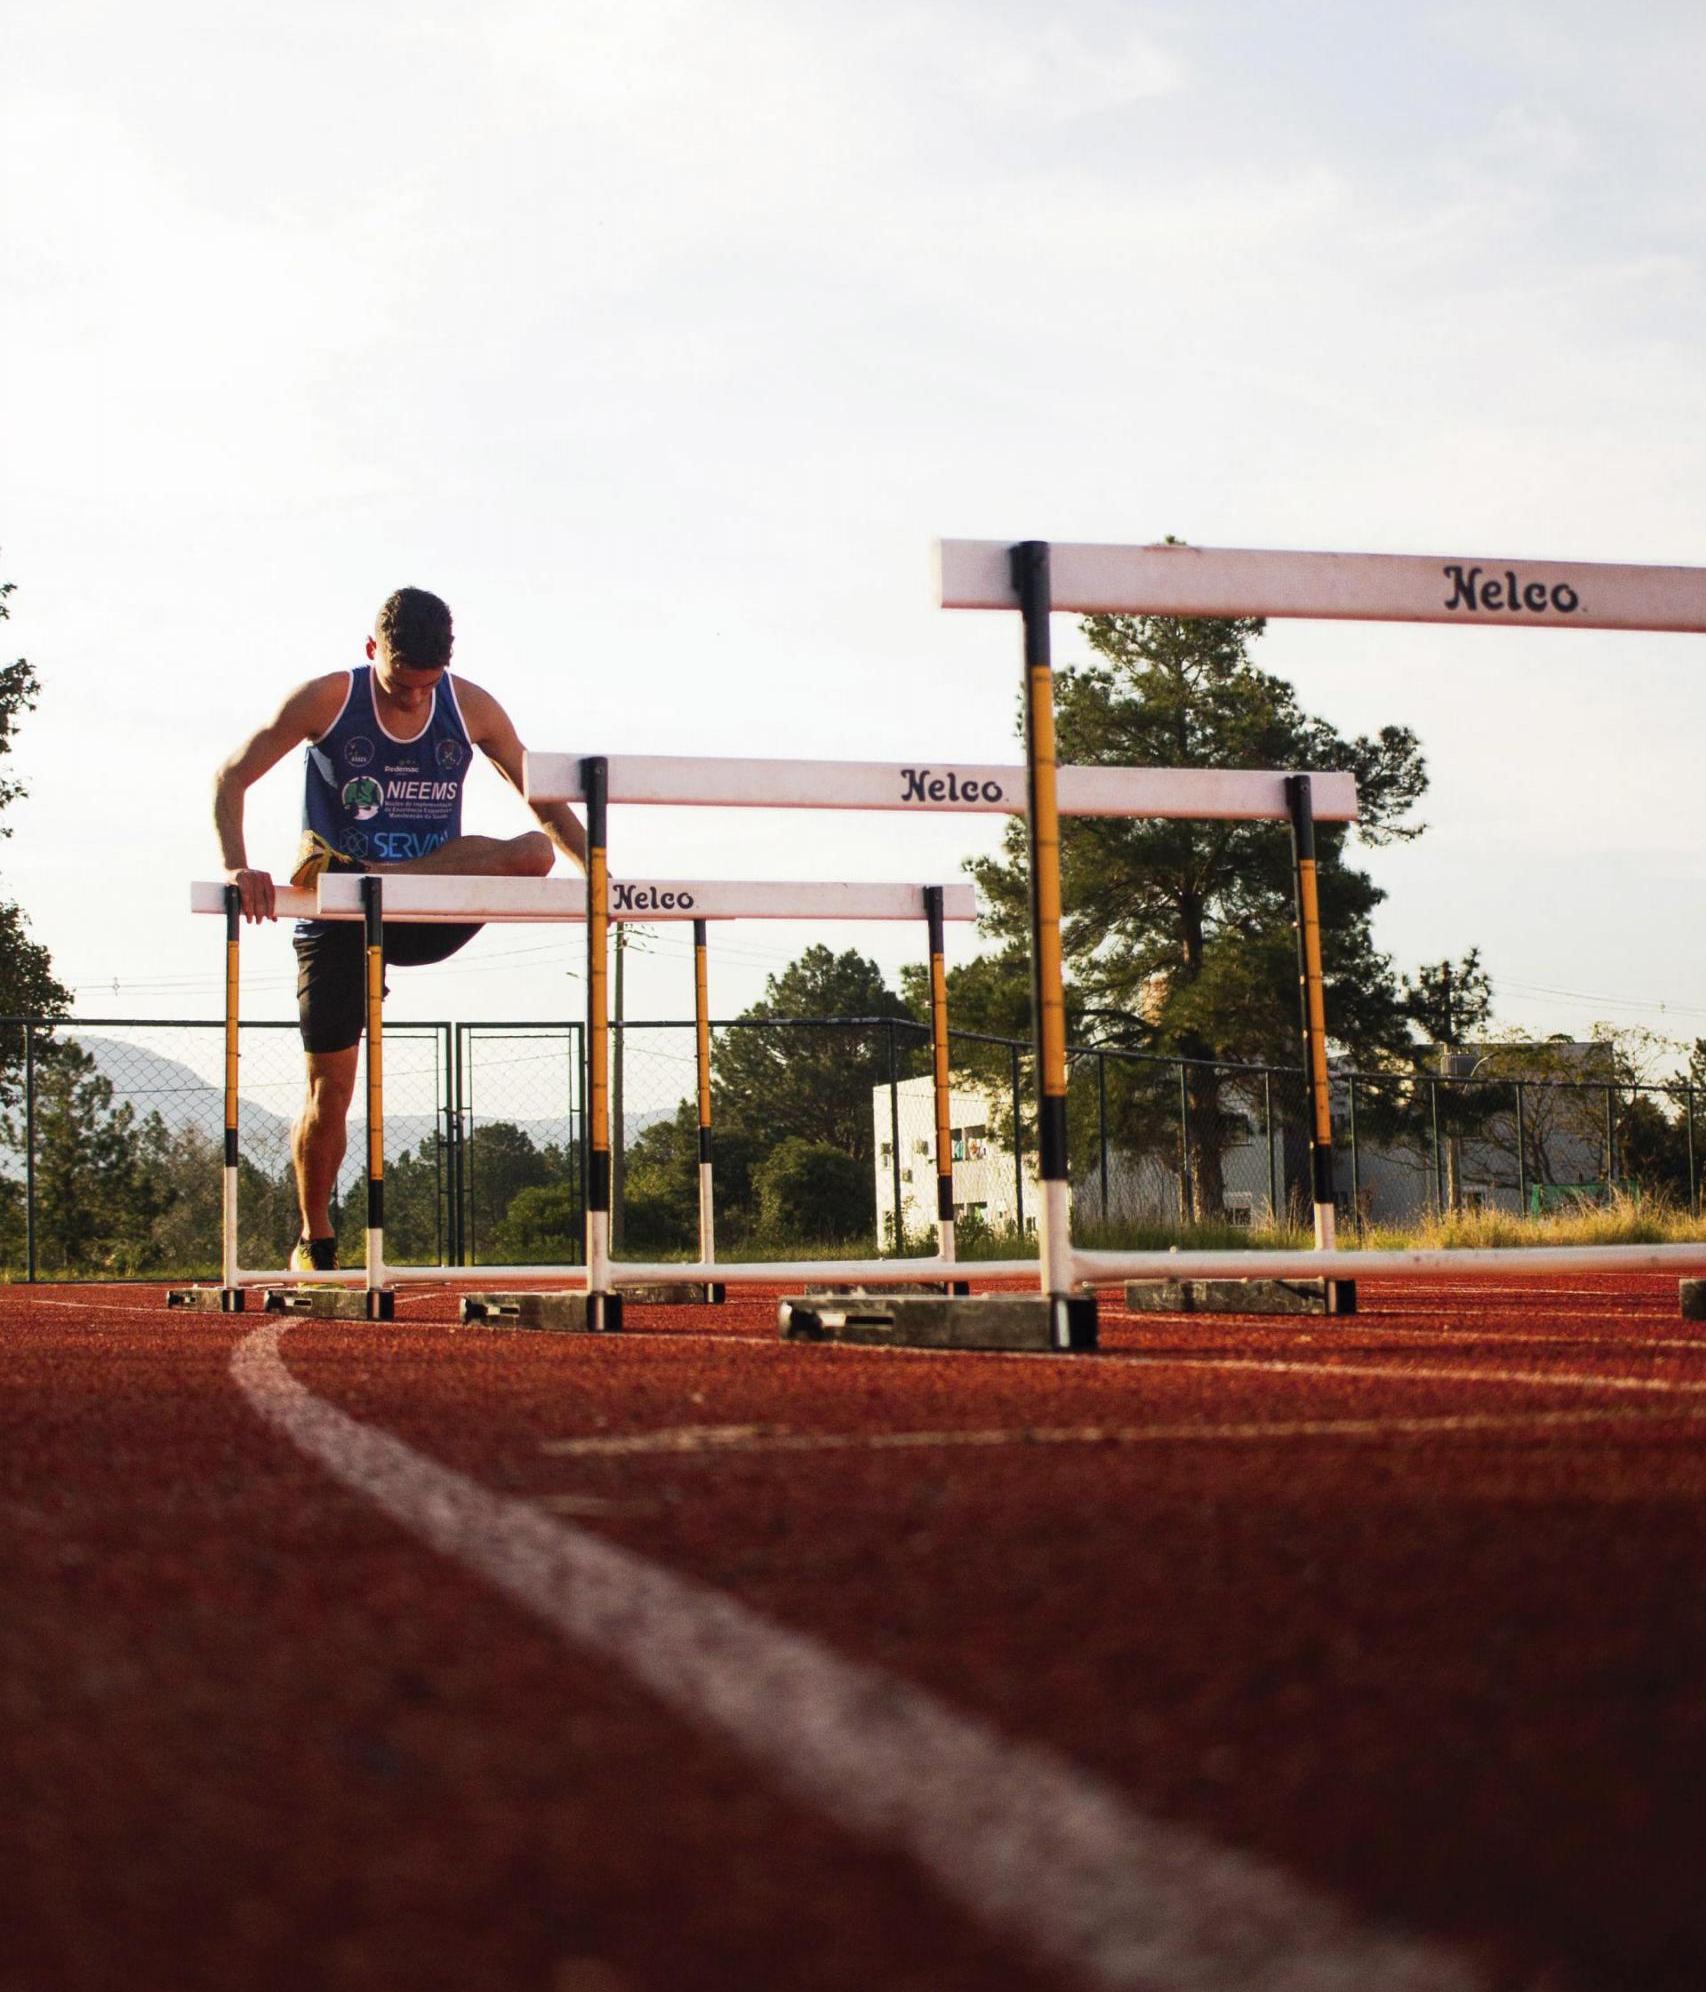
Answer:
[{"left": 4, "top": 0, "right": 1706, "bottom": 1072}]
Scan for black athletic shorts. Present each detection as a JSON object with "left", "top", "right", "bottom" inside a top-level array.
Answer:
[{"left": 294, "top": 913, "right": 481, "bottom": 1053}]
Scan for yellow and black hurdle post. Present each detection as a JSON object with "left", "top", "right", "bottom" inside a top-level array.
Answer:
[
  {"left": 581, "top": 756, "right": 623, "bottom": 1332},
  {"left": 925, "top": 885, "right": 971, "bottom": 1297},
  {"left": 167, "top": 884, "right": 251, "bottom": 1312},
  {"left": 1285, "top": 774, "right": 1354, "bottom": 1316},
  {"left": 261, "top": 876, "right": 399, "bottom": 1318},
  {"left": 1013, "top": 542, "right": 1098, "bottom": 1351}
]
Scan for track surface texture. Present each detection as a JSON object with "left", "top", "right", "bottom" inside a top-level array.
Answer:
[{"left": 5, "top": 1273, "right": 1706, "bottom": 1992}]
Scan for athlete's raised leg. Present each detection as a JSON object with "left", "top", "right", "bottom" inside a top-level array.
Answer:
[{"left": 386, "top": 832, "right": 554, "bottom": 877}]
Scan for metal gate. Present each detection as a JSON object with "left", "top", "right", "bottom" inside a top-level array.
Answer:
[{"left": 452, "top": 1023, "right": 585, "bottom": 1267}]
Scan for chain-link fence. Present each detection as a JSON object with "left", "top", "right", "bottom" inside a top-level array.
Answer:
[
  {"left": 454, "top": 1024, "right": 583, "bottom": 1267},
  {"left": 0, "top": 1018, "right": 450, "bottom": 1279},
  {"left": 3, "top": 1013, "right": 1700, "bottom": 1279}
]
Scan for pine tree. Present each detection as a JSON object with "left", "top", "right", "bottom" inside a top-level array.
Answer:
[{"left": 967, "top": 602, "right": 1430, "bottom": 1218}]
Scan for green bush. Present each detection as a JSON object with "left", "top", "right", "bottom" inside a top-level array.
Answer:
[
  {"left": 486, "top": 1183, "right": 580, "bottom": 1265},
  {"left": 754, "top": 1137, "right": 869, "bottom": 1243}
]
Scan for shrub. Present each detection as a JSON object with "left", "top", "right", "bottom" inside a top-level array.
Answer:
[{"left": 754, "top": 1138, "right": 869, "bottom": 1243}]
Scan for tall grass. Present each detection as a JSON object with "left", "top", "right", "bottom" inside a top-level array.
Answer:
[{"left": 1360, "top": 1187, "right": 1705, "bottom": 1252}]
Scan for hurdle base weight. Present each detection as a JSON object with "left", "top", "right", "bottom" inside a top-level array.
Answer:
[
  {"left": 802, "top": 1280, "right": 973, "bottom": 1298},
  {"left": 779, "top": 1292, "right": 1097, "bottom": 1353},
  {"left": 165, "top": 1286, "right": 247, "bottom": 1313},
  {"left": 262, "top": 1286, "right": 396, "bottom": 1321},
  {"left": 1123, "top": 1276, "right": 1356, "bottom": 1318},
  {"left": 461, "top": 1292, "right": 625, "bottom": 1333},
  {"left": 1679, "top": 1279, "right": 1706, "bottom": 1321},
  {"left": 621, "top": 1282, "right": 726, "bottom": 1306}
]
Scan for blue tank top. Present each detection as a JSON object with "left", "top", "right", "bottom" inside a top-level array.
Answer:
[{"left": 302, "top": 665, "right": 473, "bottom": 866}]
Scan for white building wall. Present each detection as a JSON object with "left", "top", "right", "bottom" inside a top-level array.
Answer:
[{"left": 872, "top": 1075, "right": 1042, "bottom": 1246}]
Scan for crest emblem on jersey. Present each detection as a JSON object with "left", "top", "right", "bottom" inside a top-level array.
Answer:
[
  {"left": 345, "top": 736, "right": 375, "bottom": 769},
  {"left": 436, "top": 739, "right": 465, "bottom": 770},
  {"left": 342, "top": 775, "right": 383, "bottom": 821}
]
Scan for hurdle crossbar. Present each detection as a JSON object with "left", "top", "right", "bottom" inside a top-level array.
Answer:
[
  {"left": 188, "top": 869, "right": 978, "bottom": 1303},
  {"left": 190, "top": 878, "right": 977, "bottom": 924},
  {"left": 940, "top": 532, "right": 1706, "bottom": 1321},
  {"left": 526, "top": 732, "right": 1362, "bottom": 1343},
  {"left": 936, "top": 539, "right": 1706, "bottom": 632},
  {"left": 523, "top": 754, "right": 1358, "bottom": 823},
  {"left": 1075, "top": 1243, "right": 1706, "bottom": 1282}
]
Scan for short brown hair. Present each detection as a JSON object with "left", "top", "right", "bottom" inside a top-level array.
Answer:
[{"left": 376, "top": 587, "right": 453, "bottom": 672}]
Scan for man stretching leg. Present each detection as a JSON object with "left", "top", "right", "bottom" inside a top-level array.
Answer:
[{"left": 214, "top": 587, "right": 586, "bottom": 1270}]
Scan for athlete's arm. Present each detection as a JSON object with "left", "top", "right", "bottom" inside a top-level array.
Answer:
[
  {"left": 213, "top": 676, "right": 347, "bottom": 921},
  {"left": 456, "top": 679, "right": 589, "bottom": 871}
]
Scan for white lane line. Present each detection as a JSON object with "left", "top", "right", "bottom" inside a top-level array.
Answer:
[
  {"left": 537, "top": 1405, "right": 1706, "bottom": 1460},
  {"left": 1149, "top": 1354, "right": 1706, "bottom": 1396},
  {"left": 1246, "top": 1325, "right": 1706, "bottom": 1355},
  {"left": 231, "top": 1321, "right": 1481, "bottom": 1992}
]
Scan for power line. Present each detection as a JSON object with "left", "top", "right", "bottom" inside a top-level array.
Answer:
[{"left": 1498, "top": 977, "right": 1706, "bottom": 1024}]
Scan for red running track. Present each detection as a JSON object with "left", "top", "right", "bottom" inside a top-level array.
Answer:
[{"left": 5, "top": 1273, "right": 1706, "bottom": 1991}]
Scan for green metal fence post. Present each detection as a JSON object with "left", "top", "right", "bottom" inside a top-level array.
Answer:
[
  {"left": 1264, "top": 1069, "right": 1277, "bottom": 1226},
  {"left": 1430, "top": 1076, "right": 1442, "bottom": 1215},
  {"left": 1347, "top": 1072, "right": 1360, "bottom": 1233},
  {"left": 1010, "top": 1039, "right": 1024, "bottom": 1235},
  {"left": 1097, "top": 1051, "right": 1109, "bottom": 1222},
  {"left": 1178, "top": 1058, "right": 1190, "bottom": 1222}
]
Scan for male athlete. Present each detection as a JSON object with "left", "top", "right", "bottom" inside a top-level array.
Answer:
[{"left": 214, "top": 587, "right": 586, "bottom": 1272}]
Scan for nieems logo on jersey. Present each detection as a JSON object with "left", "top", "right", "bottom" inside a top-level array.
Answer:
[
  {"left": 899, "top": 767, "right": 1011, "bottom": 804},
  {"left": 382, "top": 779, "right": 461, "bottom": 803},
  {"left": 611, "top": 882, "right": 695, "bottom": 913},
  {"left": 1442, "top": 565, "right": 1583, "bottom": 617},
  {"left": 341, "top": 775, "right": 384, "bottom": 820}
]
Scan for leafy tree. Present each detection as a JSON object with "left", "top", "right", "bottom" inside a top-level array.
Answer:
[
  {"left": 382, "top": 1139, "right": 452, "bottom": 1266},
  {"left": 1402, "top": 950, "right": 1497, "bottom": 1208},
  {"left": 967, "top": 597, "right": 1431, "bottom": 1218},
  {"left": 713, "top": 946, "right": 916, "bottom": 1164},
  {"left": 488, "top": 1183, "right": 581, "bottom": 1263},
  {"left": 1402, "top": 949, "right": 1494, "bottom": 1051},
  {"left": 462, "top": 1120, "right": 556, "bottom": 1259},
  {"left": 618, "top": 1098, "right": 769, "bottom": 1252},
  {"left": 754, "top": 1136, "right": 870, "bottom": 1243},
  {"left": 0, "top": 565, "right": 71, "bottom": 1099},
  {"left": 2, "top": 1042, "right": 166, "bottom": 1273}
]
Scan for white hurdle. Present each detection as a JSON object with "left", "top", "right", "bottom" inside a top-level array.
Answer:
[
  {"left": 937, "top": 537, "right": 1706, "bottom": 1316},
  {"left": 526, "top": 750, "right": 1362, "bottom": 1349},
  {"left": 525, "top": 752, "right": 1358, "bottom": 822},
  {"left": 173, "top": 869, "right": 984, "bottom": 1318}
]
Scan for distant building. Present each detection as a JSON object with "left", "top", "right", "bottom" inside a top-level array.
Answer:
[
  {"left": 874, "top": 1041, "right": 1623, "bottom": 1240},
  {"left": 872, "top": 1075, "right": 1039, "bottom": 1247}
]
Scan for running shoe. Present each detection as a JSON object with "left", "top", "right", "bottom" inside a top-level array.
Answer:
[{"left": 289, "top": 1236, "right": 339, "bottom": 1273}]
